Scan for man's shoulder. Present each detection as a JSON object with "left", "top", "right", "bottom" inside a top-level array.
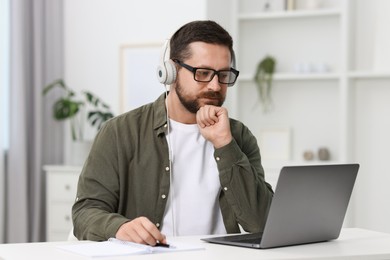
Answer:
[
  {"left": 229, "top": 117, "right": 255, "bottom": 141},
  {"left": 103, "top": 95, "right": 165, "bottom": 131},
  {"left": 114, "top": 94, "right": 165, "bottom": 120},
  {"left": 229, "top": 117, "right": 247, "bottom": 130}
]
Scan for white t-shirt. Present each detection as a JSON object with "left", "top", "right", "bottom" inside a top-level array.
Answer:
[{"left": 161, "top": 119, "right": 227, "bottom": 236}]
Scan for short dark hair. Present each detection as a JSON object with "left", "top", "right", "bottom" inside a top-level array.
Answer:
[{"left": 170, "top": 20, "right": 234, "bottom": 62}]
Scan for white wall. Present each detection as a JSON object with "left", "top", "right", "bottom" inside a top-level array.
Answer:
[
  {"left": 63, "top": 0, "right": 208, "bottom": 161},
  {"left": 353, "top": 80, "right": 390, "bottom": 232},
  {"left": 64, "top": 0, "right": 208, "bottom": 115},
  {"left": 350, "top": 0, "right": 390, "bottom": 233}
]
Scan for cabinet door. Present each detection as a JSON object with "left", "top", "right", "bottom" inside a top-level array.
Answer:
[
  {"left": 45, "top": 166, "right": 81, "bottom": 241},
  {"left": 47, "top": 172, "right": 79, "bottom": 202}
]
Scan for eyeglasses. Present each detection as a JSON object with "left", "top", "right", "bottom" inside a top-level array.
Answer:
[{"left": 174, "top": 60, "right": 239, "bottom": 87}]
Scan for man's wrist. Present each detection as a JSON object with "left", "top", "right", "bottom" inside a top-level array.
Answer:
[{"left": 213, "top": 135, "right": 232, "bottom": 149}]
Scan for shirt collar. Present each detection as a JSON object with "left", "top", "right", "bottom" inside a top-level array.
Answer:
[{"left": 153, "top": 92, "right": 169, "bottom": 136}]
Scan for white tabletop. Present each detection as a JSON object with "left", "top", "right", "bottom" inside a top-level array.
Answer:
[{"left": 1, "top": 228, "right": 390, "bottom": 260}]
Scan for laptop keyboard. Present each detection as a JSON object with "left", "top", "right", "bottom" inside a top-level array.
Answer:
[{"left": 218, "top": 232, "right": 263, "bottom": 243}]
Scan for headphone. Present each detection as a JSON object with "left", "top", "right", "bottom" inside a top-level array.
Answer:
[
  {"left": 156, "top": 39, "right": 177, "bottom": 85},
  {"left": 156, "top": 39, "right": 237, "bottom": 86}
]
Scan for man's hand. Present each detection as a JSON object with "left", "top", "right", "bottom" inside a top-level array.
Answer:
[
  {"left": 116, "top": 216, "right": 167, "bottom": 245},
  {"left": 196, "top": 105, "right": 232, "bottom": 148}
]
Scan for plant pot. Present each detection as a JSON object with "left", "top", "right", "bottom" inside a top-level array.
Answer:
[{"left": 69, "top": 140, "right": 93, "bottom": 166}]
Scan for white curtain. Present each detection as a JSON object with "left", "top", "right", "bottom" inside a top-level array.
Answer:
[
  {"left": 0, "top": 0, "right": 10, "bottom": 244},
  {"left": 6, "top": 0, "right": 64, "bottom": 242}
]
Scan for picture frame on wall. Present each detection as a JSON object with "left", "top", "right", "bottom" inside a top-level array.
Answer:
[
  {"left": 119, "top": 42, "right": 164, "bottom": 113},
  {"left": 257, "top": 127, "right": 291, "bottom": 161}
]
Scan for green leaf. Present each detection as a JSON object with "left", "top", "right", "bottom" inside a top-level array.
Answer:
[
  {"left": 42, "top": 79, "right": 66, "bottom": 95},
  {"left": 87, "top": 110, "right": 114, "bottom": 129},
  {"left": 84, "top": 91, "right": 94, "bottom": 103},
  {"left": 53, "top": 98, "right": 81, "bottom": 120}
]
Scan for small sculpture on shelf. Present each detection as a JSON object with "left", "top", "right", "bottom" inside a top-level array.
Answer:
[
  {"left": 318, "top": 147, "right": 330, "bottom": 161},
  {"left": 254, "top": 55, "right": 276, "bottom": 113},
  {"left": 303, "top": 150, "right": 315, "bottom": 161}
]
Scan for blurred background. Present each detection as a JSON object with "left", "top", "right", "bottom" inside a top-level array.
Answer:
[{"left": 0, "top": 0, "right": 389, "bottom": 243}]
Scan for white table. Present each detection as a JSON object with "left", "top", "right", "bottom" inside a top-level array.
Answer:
[{"left": 1, "top": 228, "right": 390, "bottom": 260}]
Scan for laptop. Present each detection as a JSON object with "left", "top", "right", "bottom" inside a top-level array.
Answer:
[{"left": 202, "top": 163, "right": 359, "bottom": 249}]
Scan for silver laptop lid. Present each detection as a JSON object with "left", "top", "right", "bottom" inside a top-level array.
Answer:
[{"left": 260, "top": 164, "right": 359, "bottom": 248}]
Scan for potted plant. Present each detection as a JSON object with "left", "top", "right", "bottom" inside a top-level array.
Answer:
[
  {"left": 254, "top": 56, "right": 276, "bottom": 113},
  {"left": 43, "top": 79, "right": 114, "bottom": 165},
  {"left": 43, "top": 79, "right": 114, "bottom": 141}
]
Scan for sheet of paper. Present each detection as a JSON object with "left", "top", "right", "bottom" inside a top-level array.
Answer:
[
  {"left": 57, "top": 239, "right": 205, "bottom": 257},
  {"left": 57, "top": 241, "right": 149, "bottom": 257}
]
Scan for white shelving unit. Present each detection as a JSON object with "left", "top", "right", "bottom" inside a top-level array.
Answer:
[
  {"left": 239, "top": 73, "right": 340, "bottom": 81},
  {"left": 229, "top": 0, "right": 390, "bottom": 232},
  {"left": 348, "top": 71, "right": 390, "bottom": 79},
  {"left": 237, "top": 8, "right": 341, "bottom": 20},
  {"left": 231, "top": 0, "right": 348, "bottom": 167}
]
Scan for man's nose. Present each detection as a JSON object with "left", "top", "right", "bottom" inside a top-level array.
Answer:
[{"left": 207, "top": 74, "right": 222, "bottom": 91}]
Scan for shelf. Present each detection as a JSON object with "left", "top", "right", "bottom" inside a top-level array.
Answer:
[
  {"left": 239, "top": 73, "right": 340, "bottom": 82},
  {"left": 263, "top": 160, "right": 341, "bottom": 170},
  {"left": 348, "top": 71, "right": 390, "bottom": 79},
  {"left": 238, "top": 9, "right": 341, "bottom": 20}
]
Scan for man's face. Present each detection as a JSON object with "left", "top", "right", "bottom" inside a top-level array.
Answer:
[{"left": 174, "top": 42, "right": 230, "bottom": 114}]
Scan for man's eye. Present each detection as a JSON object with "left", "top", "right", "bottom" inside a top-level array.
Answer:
[
  {"left": 219, "top": 72, "right": 229, "bottom": 80},
  {"left": 197, "top": 70, "right": 212, "bottom": 79}
]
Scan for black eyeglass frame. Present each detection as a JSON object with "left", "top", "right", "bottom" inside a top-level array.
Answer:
[{"left": 173, "top": 59, "right": 239, "bottom": 87}]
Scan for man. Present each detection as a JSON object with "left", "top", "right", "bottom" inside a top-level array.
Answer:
[{"left": 72, "top": 20, "right": 273, "bottom": 245}]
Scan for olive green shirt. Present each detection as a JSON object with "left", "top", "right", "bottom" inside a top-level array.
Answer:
[{"left": 72, "top": 93, "right": 273, "bottom": 241}]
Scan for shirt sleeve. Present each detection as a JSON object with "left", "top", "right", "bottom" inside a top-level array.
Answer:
[
  {"left": 72, "top": 122, "right": 129, "bottom": 241},
  {"left": 214, "top": 123, "right": 274, "bottom": 233}
]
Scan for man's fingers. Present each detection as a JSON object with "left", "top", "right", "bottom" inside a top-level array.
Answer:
[
  {"left": 116, "top": 217, "right": 166, "bottom": 245},
  {"left": 197, "top": 105, "right": 219, "bottom": 127},
  {"left": 139, "top": 217, "right": 166, "bottom": 245}
]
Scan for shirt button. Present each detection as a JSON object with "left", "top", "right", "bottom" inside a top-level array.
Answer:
[
  {"left": 164, "top": 124, "right": 167, "bottom": 128},
  {"left": 224, "top": 187, "right": 228, "bottom": 191},
  {"left": 165, "top": 166, "right": 170, "bottom": 171},
  {"left": 161, "top": 194, "right": 166, "bottom": 199},
  {"left": 216, "top": 157, "right": 220, "bottom": 161},
  {"left": 156, "top": 223, "right": 160, "bottom": 227}
]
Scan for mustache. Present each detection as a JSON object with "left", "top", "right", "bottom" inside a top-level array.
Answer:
[{"left": 199, "top": 91, "right": 223, "bottom": 99}]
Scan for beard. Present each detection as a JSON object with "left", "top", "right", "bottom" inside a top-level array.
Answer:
[{"left": 175, "top": 82, "right": 225, "bottom": 114}]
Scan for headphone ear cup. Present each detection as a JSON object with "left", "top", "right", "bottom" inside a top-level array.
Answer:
[
  {"left": 164, "top": 59, "right": 177, "bottom": 85},
  {"left": 156, "top": 60, "right": 176, "bottom": 85},
  {"left": 157, "top": 64, "right": 167, "bottom": 84}
]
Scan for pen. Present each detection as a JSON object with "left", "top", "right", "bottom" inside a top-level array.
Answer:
[{"left": 154, "top": 242, "right": 170, "bottom": 248}]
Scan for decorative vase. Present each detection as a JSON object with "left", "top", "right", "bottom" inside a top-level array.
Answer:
[
  {"left": 318, "top": 147, "right": 330, "bottom": 161},
  {"left": 69, "top": 140, "right": 93, "bottom": 166},
  {"left": 303, "top": 150, "right": 314, "bottom": 161}
]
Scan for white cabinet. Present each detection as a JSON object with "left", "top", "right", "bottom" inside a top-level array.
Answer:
[{"left": 44, "top": 165, "right": 81, "bottom": 241}]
